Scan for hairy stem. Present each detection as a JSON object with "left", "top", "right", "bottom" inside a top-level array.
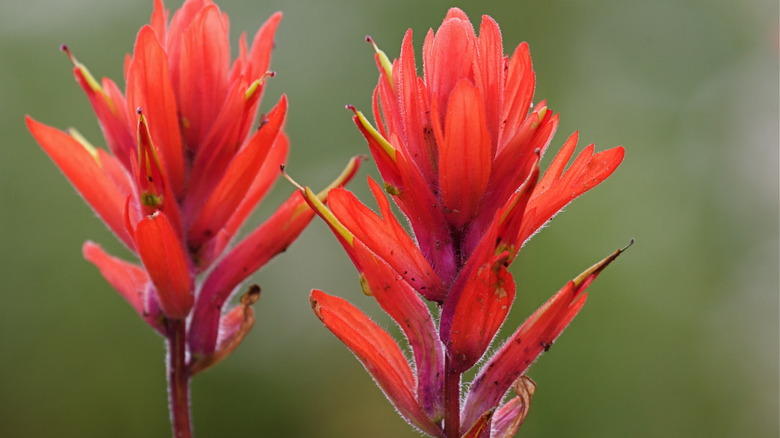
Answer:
[
  {"left": 443, "top": 355, "right": 462, "bottom": 438},
  {"left": 167, "top": 319, "right": 193, "bottom": 438}
]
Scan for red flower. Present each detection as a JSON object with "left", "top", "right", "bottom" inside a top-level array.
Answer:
[
  {"left": 26, "top": 2, "right": 358, "bottom": 430},
  {"left": 304, "top": 8, "right": 627, "bottom": 437}
]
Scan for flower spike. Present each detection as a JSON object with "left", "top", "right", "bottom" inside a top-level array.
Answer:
[
  {"left": 311, "top": 8, "right": 627, "bottom": 437},
  {"left": 26, "top": 2, "right": 355, "bottom": 436}
]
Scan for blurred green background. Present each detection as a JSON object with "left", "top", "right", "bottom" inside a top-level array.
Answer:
[{"left": 1, "top": 0, "right": 777, "bottom": 436}]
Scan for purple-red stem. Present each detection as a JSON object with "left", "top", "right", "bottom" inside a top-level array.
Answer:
[
  {"left": 167, "top": 319, "right": 193, "bottom": 438},
  {"left": 443, "top": 356, "right": 462, "bottom": 438}
]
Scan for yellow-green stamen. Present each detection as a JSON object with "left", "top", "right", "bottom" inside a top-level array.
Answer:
[
  {"left": 366, "top": 36, "right": 393, "bottom": 83},
  {"left": 353, "top": 109, "right": 397, "bottom": 162}
]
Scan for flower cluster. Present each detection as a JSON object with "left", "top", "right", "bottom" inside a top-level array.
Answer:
[
  {"left": 302, "top": 8, "right": 626, "bottom": 437},
  {"left": 28, "top": 1, "right": 626, "bottom": 436},
  {"left": 27, "top": 0, "right": 357, "bottom": 378}
]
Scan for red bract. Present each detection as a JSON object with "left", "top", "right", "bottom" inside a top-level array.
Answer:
[
  {"left": 305, "top": 8, "right": 627, "bottom": 437},
  {"left": 26, "top": 0, "right": 358, "bottom": 435}
]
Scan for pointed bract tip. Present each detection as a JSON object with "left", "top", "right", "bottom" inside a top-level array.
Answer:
[
  {"left": 365, "top": 36, "right": 393, "bottom": 81},
  {"left": 61, "top": 46, "right": 105, "bottom": 96},
  {"left": 572, "top": 242, "right": 631, "bottom": 287},
  {"left": 303, "top": 186, "right": 354, "bottom": 246},
  {"left": 352, "top": 109, "right": 397, "bottom": 162}
]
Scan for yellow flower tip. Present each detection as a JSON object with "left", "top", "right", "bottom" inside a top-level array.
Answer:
[
  {"left": 531, "top": 106, "right": 548, "bottom": 129},
  {"left": 303, "top": 186, "right": 354, "bottom": 246},
  {"left": 245, "top": 71, "right": 275, "bottom": 101},
  {"left": 573, "top": 239, "right": 633, "bottom": 287},
  {"left": 67, "top": 128, "right": 100, "bottom": 164},
  {"left": 350, "top": 108, "right": 397, "bottom": 162},
  {"left": 136, "top": 109, "right": 161, "bottom": 164},
  {"left": 61, "top": 44, "right": 105, "bottom": 96},
  {"left": 284, "top": 157, "right": 361, "bottom": 245},
  {"left": 358, "top": 273, "right": 374, "bottom": 296},
  {"left": 365, "top": 35, "right": 393, "bottom": 82}
]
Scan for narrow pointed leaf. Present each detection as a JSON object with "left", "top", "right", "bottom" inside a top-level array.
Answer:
[
  {"left": 188, "top": 95, "right": 286, "bottom": 250},
  {"left": 65, "top": 49, "right": 135, "bottom": 171},
  {"left": 329, "top": 178, "right": 446, "bottom": 302},
  {"left": 310, "top": 290, "right": 441, "bottom": 437},
  {"left": 199, "top": 131, "right": 290, "bottom": 269},
  {"left": 461, "top": 245, "right": 627, "bottom": 428},
  {"left": 26, "top": 117, "right": 134, "bottom": 248},
  {"left": 476, "top": 14, "right": 504, "bottom": 148},
  {"left": 349, "top": 240, "right": 445, "bottom": 420},
  {"left": 498, "top": 42, "right": 535, "bottom": 148},
  {"left": 395, "top": 30, "right": 435, "bottom": 185},
  {"left": 82, "top": 241, "right": 148, "bottom": 321},
  {"left": 519, "top": 139, "right": 625, "bottom": 245}
]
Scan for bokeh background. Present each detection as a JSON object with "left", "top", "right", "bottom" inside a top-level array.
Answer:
[{"left": 1, "top": 0, "right": 777, "bottom": 436}]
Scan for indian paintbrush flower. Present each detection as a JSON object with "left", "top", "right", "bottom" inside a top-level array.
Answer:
[
  {"left": 26, "top": 0, "right": 358, "bottom": 436},
  {"left": 302, "top": 8, "right": 627, "bottom": 437}
]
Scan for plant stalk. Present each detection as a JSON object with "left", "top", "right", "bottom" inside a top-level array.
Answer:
[
  {"left": 443, "top": 355, "right": 461, "bottom": 438},
  {"left": 167, "top": 319, "right": 193, "bottom": 438}
]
